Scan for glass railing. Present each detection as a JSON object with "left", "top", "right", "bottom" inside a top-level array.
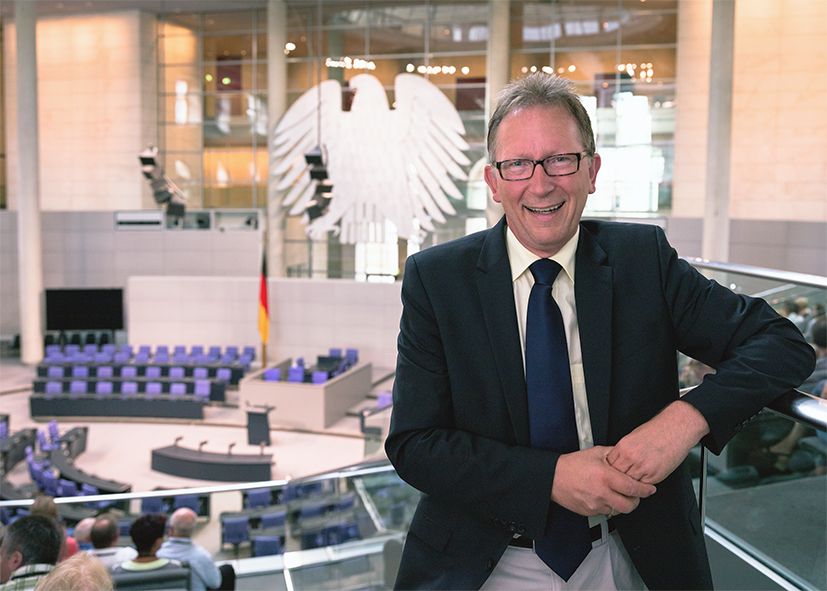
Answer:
[
  {"left": 1, "top": 259, "right": 824, "bottom": 590},
  {"left": 686, "top": 260, "right": 827, "bottom": 591}
]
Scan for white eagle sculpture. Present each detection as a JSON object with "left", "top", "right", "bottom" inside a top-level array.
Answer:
[{"left": 271, "top": 73, "right": 470, "bottom": 244}]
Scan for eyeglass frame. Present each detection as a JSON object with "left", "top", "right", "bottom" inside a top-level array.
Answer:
[{"left": 492, "top": 152, "right": 591, "bottom": 181}]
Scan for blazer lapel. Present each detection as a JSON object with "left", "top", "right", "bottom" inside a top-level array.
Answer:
[
  {"left": 574, "top": 225, "right": 613, "bottom": 446},
  {"left": 475, "top": 218, "right": 531, "bottom": 445}
]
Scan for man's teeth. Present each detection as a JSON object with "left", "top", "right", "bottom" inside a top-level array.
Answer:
[{"left": 526, "top": 203, "right": 563, "bottom": 213}]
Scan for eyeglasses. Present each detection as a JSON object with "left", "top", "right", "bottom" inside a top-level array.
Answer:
[{"left": 493, "top": 152, "right": 587, "bottom": 181}]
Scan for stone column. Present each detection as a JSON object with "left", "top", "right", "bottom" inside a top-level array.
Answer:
[
  {"left": 486, "top": 0, "right": 510, "bottom": 129},
  {"left": 267, "top": 0, "right": 288, "bottom": 277},
  {"left": 702, "top": 0, "right": 735, "bottom": 262},
  {"left": 14, "top": 0, "right": 44, "bottom": 364}
]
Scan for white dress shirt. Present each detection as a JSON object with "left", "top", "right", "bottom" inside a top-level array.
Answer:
[{"left": 488, "top": 226, "right": 646, "bottom": 590}]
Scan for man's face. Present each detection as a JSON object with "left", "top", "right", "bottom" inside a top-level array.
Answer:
[
  {"left": 484, "top": 105, "right": 601, "bottom": 258},
  {"left": 0, "top": 543, "right": 22, "bottom": 584}
]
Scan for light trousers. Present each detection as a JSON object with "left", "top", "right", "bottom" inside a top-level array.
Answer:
[{"left": 479, "top": 531, "right": 647, "bottom": 591}]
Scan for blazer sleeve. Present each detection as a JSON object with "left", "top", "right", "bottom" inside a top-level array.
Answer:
[
  {"left": 385, "top": 254, "right": 557, "bottom": 540},
  {"left": 652, "top": 226, "right": 816, "bottom": 453}
]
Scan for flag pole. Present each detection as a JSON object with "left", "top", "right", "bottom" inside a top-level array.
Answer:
[{"left": 259, "top": 224, "right": 269, "bottom": 368}]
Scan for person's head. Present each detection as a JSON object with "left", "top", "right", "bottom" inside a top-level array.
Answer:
[
  {"left": 129, "top": 514, "right": 167, "bottom": 557},
  {"left": 33, "top": 552, "right": 113, "bottom": 591},
  {"left": 90, "top": 515, "right": 119, "bottom": 550},
  {"left": 167, "top": 507, "right": 197, "bottom": 539},
  {"left": 0, "top": 515, "right": 62, "bottom": 583},
  {"left": 782, "top": 300, "right": 797, "bottom": 316},
  {"left": 484, "top": 73, "right": 601, "bottom": 258},
  {"left": 30, "top": 495, "right": 59, "bottom": 521},
  {"left": 72, "top": 518, "right": 96, "bottom": 547},
  {"left": 812, "top": 316, "right": 826, "bottom": 351}
]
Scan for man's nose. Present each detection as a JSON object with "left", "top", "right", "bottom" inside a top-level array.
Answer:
[{"left": 527, "top": 164, "right": 556, "bottom": 192}]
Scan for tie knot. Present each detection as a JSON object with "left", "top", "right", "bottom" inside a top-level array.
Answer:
[{"left": 529, "top": 258, "right": 562, "bottom": 286}]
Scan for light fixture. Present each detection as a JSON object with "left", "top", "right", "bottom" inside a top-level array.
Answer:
[
  {"left": 138, "top": 146, "right": 186, "bottom": 220},
  {"left": 304, "top": 147, "right": 333, "bottom": 221}
]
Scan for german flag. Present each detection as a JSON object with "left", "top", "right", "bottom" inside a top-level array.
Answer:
[{"left": 258, "top": 247, "right": 269, "bottom": 345}]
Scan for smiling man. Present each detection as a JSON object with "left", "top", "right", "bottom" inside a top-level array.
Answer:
[{"left": 385, "top": 73, "right": 815, "bottom": 590}]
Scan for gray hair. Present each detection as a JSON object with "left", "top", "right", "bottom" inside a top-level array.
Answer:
[
  {"left": 487, "top": 73, "right": 596, "bottom": 162},
  {"left": 1, "top": 514, "right": 62, "bottom": 567},
  {"left": 34, "top": 552, "right": 113, "bottom": 591}
]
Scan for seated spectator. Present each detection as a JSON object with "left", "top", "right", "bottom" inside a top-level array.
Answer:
[
  {"left": 29, "top": 496, "right": 77, "bottom": 561},
  {"left": 765, "top": 316, "right": 827, "bottom": 470},
  {"left": 157, "top": 508, "right": 229, "bottom": 591},
  {"left": 801, "top": 316, "right": 827, "bottom": 393},
  {"left": 88, "top": 515, "right": 137, "bottom": 569},
  {"left": 33, "top": 552, "right": 113, "bottom": 591},
  {"left": 71, "top": 518, "right": 95, "bottom": 553},
  {"left": 0, "top": 515, "right": 63, "bottom": 590},
  {"left": 111, "top": 515, "right": 179, "bottom": 576}
]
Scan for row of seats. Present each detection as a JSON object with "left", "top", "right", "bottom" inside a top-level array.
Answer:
[
  {"left": 26, "top": 444, "right": 112, "bottom": 509},
  {"left": 262, "top": 348, "right": 360, "bottom": 384},
  {"left": 301, "top": 520, "right": 361, "bottom": 550},
  {"left": 46, "top": 343, "right": 255, "bottom": 358},
  {"left": 36, "top": 378, "right": 213, "bottom": 399},
  {"left": 40, "top": 364, "right": 234, "bottom": 381},
  {"left": 43, "top": 350, "right": 253, "bottom": 368},
  {"left": 139, "top": 492, "right": 209, "bottom": 517},
  {"left": 44, "top": 331, "right": 112, "bottom": 347},
  {"left": 221, "top": 513, "right": 287, "bottom": 557}
]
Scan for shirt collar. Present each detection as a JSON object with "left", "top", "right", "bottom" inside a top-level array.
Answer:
[
  {"left": 10, "top": 564, "right": 54, "bottom": 580},
  {"left": 505, "top": 225, "right": 579, "bottom": 284}
]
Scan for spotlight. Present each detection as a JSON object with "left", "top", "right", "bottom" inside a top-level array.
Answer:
[
  {"left": 304, "top": 147, "right": 333, "bottom": 221},
  {"left": 138, "top": 146, "right": 187, "bottom": 220}
]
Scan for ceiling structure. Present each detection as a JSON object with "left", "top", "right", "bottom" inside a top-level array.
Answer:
[{"left": 0, "top": 0, "right": 268, "bottom": 18}]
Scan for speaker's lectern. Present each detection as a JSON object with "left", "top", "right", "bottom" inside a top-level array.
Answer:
[{"left": 246, "top": 403, "right": 274, "bottom": 446}]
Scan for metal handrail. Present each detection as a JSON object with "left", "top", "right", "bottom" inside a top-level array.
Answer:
[{"left": 687, "top": 258, "right": 827, "bottom": 289}]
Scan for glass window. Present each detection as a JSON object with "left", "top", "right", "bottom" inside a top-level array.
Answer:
[
  {"left": 202, "top": 11, "right": 257, "bottom": 33},
  {"left": 270, "top": 0, "right": 678, "bottom": 279},
  {"left": 158, "top": 8, "right": 267, "bottom": 210},
  {"left": 510, "top": 0, "right": 677, "bottom": 216},
  {"left": 203, "top": 34, "right": 254, "bottom": 61}
]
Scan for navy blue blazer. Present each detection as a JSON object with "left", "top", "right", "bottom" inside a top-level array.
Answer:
[{"left": 386, "top": 218, "right": 815, "bottom": 590}]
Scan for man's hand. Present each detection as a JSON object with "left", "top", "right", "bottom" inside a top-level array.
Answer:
[
  {"left": 551, "top": 446, "right": 657, "bottom": 517},
  {"left": 606, "top": 400, "right": 710, "bottom": 485}
]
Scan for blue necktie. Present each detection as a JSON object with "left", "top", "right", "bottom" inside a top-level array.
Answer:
[{"left": 526, "top": 259, "right": 592, "bottom": 581}]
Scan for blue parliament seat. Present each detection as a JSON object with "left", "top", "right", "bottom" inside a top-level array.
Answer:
[
  {"left": 245, "top": 487, "right": 273, "bottom": 509},
  {"left": 260, "top": 510, "right": 287, "bottom": 529},
  {"left": 57, "top": 477, "right": 78, "bottom": 497},
  {"left": 252, "top": 535, "right": 282, "bottom": 557},
  {"left": 262, "top": 368, "right": 281, "bottom": 381},
  {"left": 141, "top": 496, "right": 166, "bottom": 514},
  {"left": 221, "top": 515, "right": 250, "bottom": 550}
]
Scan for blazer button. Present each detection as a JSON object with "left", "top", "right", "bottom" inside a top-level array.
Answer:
[{"left": 486, "top": 559, "right": 495, "bottom": 571}]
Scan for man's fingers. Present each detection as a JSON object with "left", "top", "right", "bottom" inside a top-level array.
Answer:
[{"left": 608, "top": 469, "right": 656, "bottom": 498}]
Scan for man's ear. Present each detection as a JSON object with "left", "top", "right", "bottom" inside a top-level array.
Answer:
[
  {"left": 587, "top": 153, "right": 602, "bottom": 194},
  {"left": 9, "top": 549, "right": 24, "bottom": 571},
  {"left": 484, "top": 164, "right": 501, "bottom": 204}
]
